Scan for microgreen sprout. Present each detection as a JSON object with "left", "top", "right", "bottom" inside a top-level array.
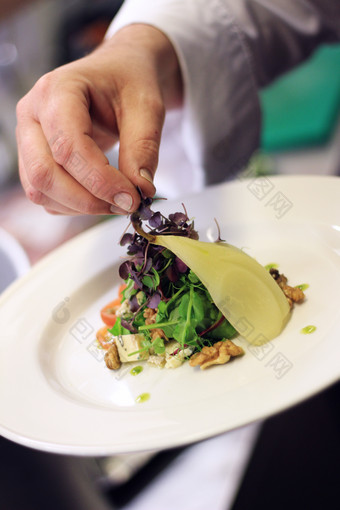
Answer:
[{"left": 116, "top": 191, "right": 237, "bottom": 352}]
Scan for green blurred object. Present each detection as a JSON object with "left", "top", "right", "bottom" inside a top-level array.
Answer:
[{"left": 260, "top": 44, "right": 340, "bottom": 152}]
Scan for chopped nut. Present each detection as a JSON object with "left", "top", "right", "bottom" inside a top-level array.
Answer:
[
  {"left": 143, "top": 308, "right": 157, "bottom": 325},
  {"left": 104, "top": 343, "right": 121, "bottom": 370},
  {"left": 270, "top": 268, "right": 305, "bottom": 308},
  {"left": 143, "top": 308, "right": 168, "bottom": 343},
  {"left": 281, "top": 285, "right": 305, "bottom": 307},
  {"left": 150, "top": 328, "right": 168, "bottom": 342},
  {"left": 270, "top": 268, "right": 287, "bottom": 285},
  {"left": 189, "top": 340, "right": 244, "bottom": 370}
]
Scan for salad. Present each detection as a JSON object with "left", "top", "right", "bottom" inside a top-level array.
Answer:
[{"left": 96, "top": 193, "right": 305, "bottom": 371}]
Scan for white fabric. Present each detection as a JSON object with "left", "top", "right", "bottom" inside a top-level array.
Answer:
[
  {"left": 106, "top": 0, "right": 340, "bottom": 197},
  {"left": 106, "top": 0, "right": 261, "bottom": 197},
  {"left": 121, "top": 423, "right": 261, "bottom": 510}
]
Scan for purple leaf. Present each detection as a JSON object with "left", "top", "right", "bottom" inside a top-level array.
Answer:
[
  {"left": 119, "top": 261, "right": 131, "bottom": 280},
  {"left": 121, "top": 319, "right": 138, "bottom": 333},
  {"left": 138, "top": 204, "right": 153, "bottom": 220},
  {"left": 144, "top": 257, "right": 153, "bottom": 273},
  {"left": 175, "top": 257, "right": 187, "bottom": 273},
  {"left": 127, "top": 243, "right": 141, "bottom": 255},
  {"left": 120, "top": 233, "right": 134, "bottom": 246},
  {"left": 149, "top": 212, "right": 162, "bottom": 229},
  {"left": 129, "top": 295, "right": 140, "bottom": 312},
  {"left": 148, "top": 292, "right": 161, "bottom": 309},
  {"left": 166, "top": 265, "right": 179, "bottom": 282},
  {"left": 169, "top": 212, "right": 187, "bottom": 225},
  {"left": 130, "top": 272, "right": 144, "bottom": 290}
]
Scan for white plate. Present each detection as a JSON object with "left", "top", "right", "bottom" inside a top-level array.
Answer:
[{"left": 1, "top": 175, "right": 340, "bottom": 456}]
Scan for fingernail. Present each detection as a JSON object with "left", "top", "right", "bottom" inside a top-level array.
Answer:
[
  {"left": 110, "top": 205, "right": 126, "bottom": 215},
  {"left": 140, "top": 168, "right": 154, "bottom": 184},
  {"left": 113, "top": 192, "right": 133, "bottom": 212}
]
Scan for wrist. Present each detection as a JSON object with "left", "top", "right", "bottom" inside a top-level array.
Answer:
[{"left": 103, "top": 23, "right": 183, "bottom": 109}]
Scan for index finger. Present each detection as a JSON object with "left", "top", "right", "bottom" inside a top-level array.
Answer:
[{"left": 37, "top": 81, "right": 141, "bottom": 213}]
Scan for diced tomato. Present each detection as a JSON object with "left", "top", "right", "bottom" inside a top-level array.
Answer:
[
  {"left": 96, "top": 326, "right": 113, "bottom": 350},
  {"left": 100, "top": 298, "right": 121, "bottom": 326},
  {"left": 100, "top": 283, "right": 127, "bottom": 326}
]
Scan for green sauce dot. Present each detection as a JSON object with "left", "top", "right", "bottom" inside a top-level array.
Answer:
[
  {"left": 296, "top": 283, "right": 309, "bottom": 291},
  {"left": 130, "top": 366, "right": 143, "bottom": 376},
  {"left": 265, "top": 263, "right": 278, "bottom": 271},
  {"left": 135, "top": 392, "right": 150, "bottom": 403},
  {"left": 301, "top": 325, "right": 316, "bottom": 335}
]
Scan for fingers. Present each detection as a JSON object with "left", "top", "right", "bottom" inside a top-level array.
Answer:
[
  {"left": 17, "top": 119, "right": 127, "bottom": 216},
  {"left": 106, "top": 23, "right": 182, "bottom": 196},
  {"left": 16, "top": 27, "right": 173, "bottom": 217},
  {"left": 32, "top": 78, "right": 141, "bottom": 212},
  {"left": 117, "top": 87, "right": 165, "bottom": 198}
]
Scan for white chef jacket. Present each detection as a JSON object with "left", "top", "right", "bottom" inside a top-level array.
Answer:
[{"left": 106, "top": 0, "right": 340, "bottom": 197}]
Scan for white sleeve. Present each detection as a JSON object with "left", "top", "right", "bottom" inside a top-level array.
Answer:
[
  {"left": 106, "top": 0, "right": 261, "bottom": 194},
  {"left": 106, "top": 0, "right": 340, "bottom": 196}
]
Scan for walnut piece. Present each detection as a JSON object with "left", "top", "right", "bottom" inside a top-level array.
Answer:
[
  {"left": 281, "top": 285, "right": 305, "bottom": 307},
  {"left": 270, "top": 268, "right": 305, "bottom": 308},
  {"left": 104, "top": 343, "right": 121, "bottom": 370},
  {"left": 143, "top": 308, "right": 168, "bottom": 343},
  {"left": 150, "top": 328, "right": 168, "bottom": 342},
  {"left": 189, "top": 340, "right": 244, "bottom": 370},
  {"left": 143, "top": 308, "right": 157, "bottom": 325}
]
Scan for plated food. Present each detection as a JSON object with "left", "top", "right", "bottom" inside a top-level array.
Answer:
[
  {"left": 96, "top": 193, "right": 305, "bottom": 371},
  {"left": 1, "top": 175, "right": 338, "bottom": 456}
]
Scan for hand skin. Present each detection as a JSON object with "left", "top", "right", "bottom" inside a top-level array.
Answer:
[{"left": 16, "top": 24, "right": 183, "bottom": 215}]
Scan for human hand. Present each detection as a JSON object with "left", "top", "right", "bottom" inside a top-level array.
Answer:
[{"left": 16, "top": 24, "right": 182, "bottom": 215}]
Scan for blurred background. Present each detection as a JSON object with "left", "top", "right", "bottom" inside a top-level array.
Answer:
[
  {"left": 0, "top": 0, "right": 124, "bottom": 265},
  {"left": 0, "top": 1, "right": 340, "bottom": 510}
]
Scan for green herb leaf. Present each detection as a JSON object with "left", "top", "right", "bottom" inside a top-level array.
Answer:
[
  {"left": 206, "top": 318, "right": 237, "bottom": 340},
  {"left": 191, "top": 292, "right": 205, "bottom": 323},
  {"left": 142, "top": 275, "right": 154, "bottom": 289},
  {"left": 123, "top": 277, "right": 137, "bottom": 300},
  {"left": 188, "top": 271, "right": 200, "bottom": 284},
  {"left": 109, "top": 317, "right": 131, "bottom": 336},
  {"left": 152, "top": 337, "right": 165, "bottom": 354}
]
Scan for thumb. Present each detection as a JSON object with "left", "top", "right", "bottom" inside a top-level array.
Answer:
[{"left": 117, "top": 90, "right": 165, "bottom": 198}]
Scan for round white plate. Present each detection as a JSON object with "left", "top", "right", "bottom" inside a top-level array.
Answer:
[{"left": 1, "top": 175, "right": 340, "bottom": 455}]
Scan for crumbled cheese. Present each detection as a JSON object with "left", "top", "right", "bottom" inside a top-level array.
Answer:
[
  {"left": 164, "top": 341, "right": 195, "bottom": 369},
  {"left": 115, "top": 299, "right": 131, "bottom": 318},
  {"left": 147, "top": 355, "right": 166, "bottom": 368},
  {"left": 114, "top": 334, "right": 149, "bottom": 362}
]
